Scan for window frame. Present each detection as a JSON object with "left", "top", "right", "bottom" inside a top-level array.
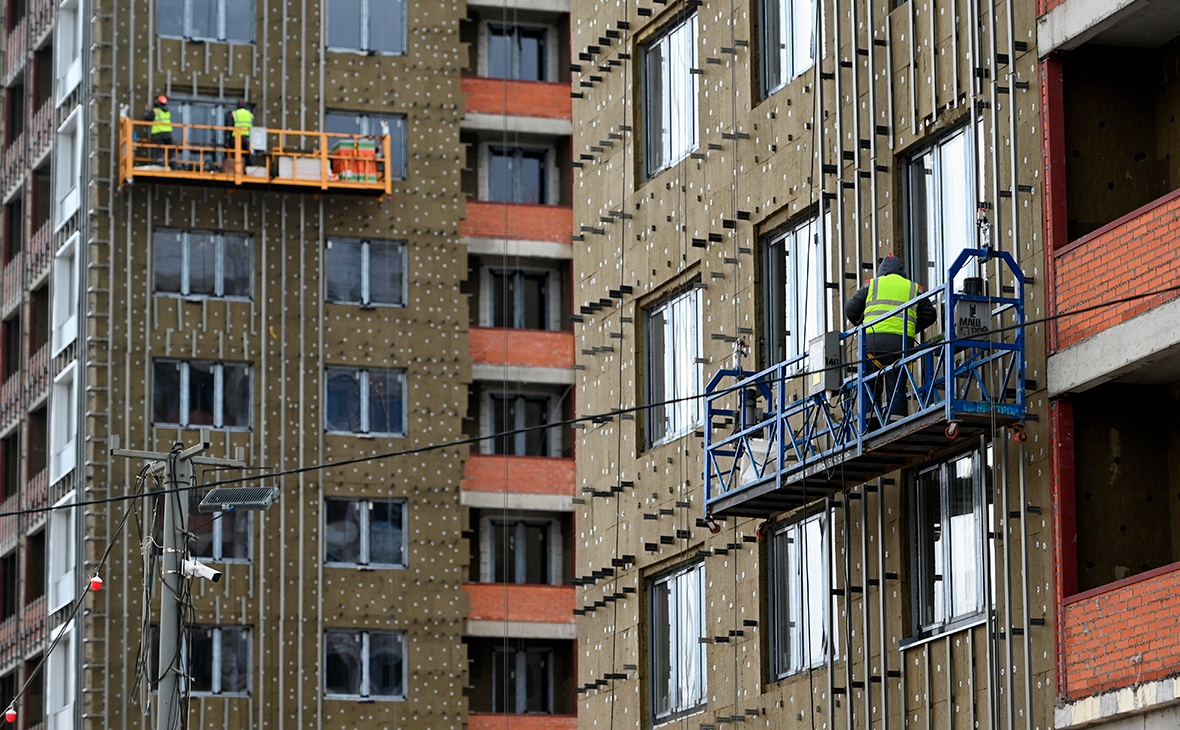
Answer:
[
  {"left": 48, "top": 362, "right": 77, "bottom": 483},
  {"left": 482, "top": 144, "right": 554, "bottom": 205},
  {"left": 481, "top": 21, "right": 555, "bottom": 82},
  {"left": 647, "top": 560, "right": 706, "bottom": 724},
  {"left": 481, "top": 515, "right": 561, "bottom": 585},
  {"left": 323, "top": 629, "right": 407, "bottom": 700},
  {"left": 641, "top": 13, "right": 700, "bottom": 178},
  {"left": 643, "top": 285, "right": 703, "bottom": 449},
  {"left": 762, "top": 213, "right": 828, "bottom": 366},
  {"left": 492, "top": 645, "right": 554, "bottom": 714},
  {"left": 157, "top": 0, "right": 256, "bottom": 44},
  {"left": 54, "top": 108, "right": 82, "bottom": 227},
  {"left": 324, "top": 497, "right": 407, "bottom": 569},
  {"left": 45, "top": 621, "right": 75, "bottom": 727},
  {"left": 324, "top": 111, "right": 408, "bottom": 182},
  {"left": 189, "top": 495, "right": 251, "bottom": 564},
  {"left": 768, "top": 508, "right": 834, "bottom": 680},
  {"left": 51, "top": 232, "right": 79, "bottom": 355},
  {"left": 323, "top": 367, "right": 407, "bottom": 437},
  {"left": 903, "top": 123, "right": 977, "bottom": 291},
  {"left": 483, "top": 390, "right": 558, "bottom": 457},
  {"left": 482, "top": 266, "right": 559, "bottom": 331},
  {"left": 325, "top": 0, "right": 407, "bottom": 56},
  {"left": 908, "top": 444, "right": 994, "bottom": 639},
  {"left": 758, "top": 0, "right": 816, "bottom": 98},
  {"left": 47, "top": 491, "right": 77, "bottom": 612},
  {"left": 149, "top": 624, "right": 252, "bottom": 696},
  {"left": 153, "top": 228, "right": 253, "bottom": 301},
  {"left": 151, "top": 359, "right": 253, "bottom": 431},
  {"left": 323, "top": 238, "right": 407, "bottom": 308}
]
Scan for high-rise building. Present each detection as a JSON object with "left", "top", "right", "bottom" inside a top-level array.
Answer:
[
  {"left": 570, "top": 2, "right": 1055, "bottom": 730},
  {"left": 1039, "top": 2, "right": 1180, "bottom": 729},
  {"left": 0, "top": 0, "right": 576, "bottom": 728}
]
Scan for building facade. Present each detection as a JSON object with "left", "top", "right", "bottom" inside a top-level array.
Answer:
[
  {"left": 1040, "top": 1, "right": 1180, "bottom": 728},
  {"left": 571, "top": 1, "right": 1054, "bottom": 730},
  {"left": 1, "top": 0, "right": 576, "bottom": 729}
]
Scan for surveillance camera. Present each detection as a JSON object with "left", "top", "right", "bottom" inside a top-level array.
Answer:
[{"left": 181, "top": 557, "right": 223, "bottom": 583}]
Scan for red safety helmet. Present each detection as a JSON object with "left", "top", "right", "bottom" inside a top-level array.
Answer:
[{"left": 157, "top": 95, "right": 168, "bottom": 105}]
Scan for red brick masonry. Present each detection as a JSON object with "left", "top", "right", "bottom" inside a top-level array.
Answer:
[
  {"left": 460, "top": 200, "right": 573, "bottom": 243},
  {"left": 464, "top": 583, "right": 575, "bottom": 624},
  {"left": 468, "top": 713, "right": 577, "bottom": 730},
  {"left": 461, "top": 77, "right": 572, "bottom": 120},
  {"left": 1051, "top": 189, "right": 1180, "bottom": 351},
  {"left": 1060, "top": 562, "right": 1180, "bottom": 698},
  {"left": 470, "top": 327, "right": 574, "bottom": 369},
  {"left": 461, "top": 454, "right": 575, "bottom": 496}
]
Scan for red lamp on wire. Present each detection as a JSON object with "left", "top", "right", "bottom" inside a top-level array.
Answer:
[
  {"left": 90, "top": 574, "right": 103, "bottom": 591},
  {"left": 5, "top": 706, "right": 16, "bottom": 723}
]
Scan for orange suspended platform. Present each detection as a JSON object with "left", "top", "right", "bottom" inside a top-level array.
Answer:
[{"left": 118, "top": 117, "right": 393, "bottom": 196}]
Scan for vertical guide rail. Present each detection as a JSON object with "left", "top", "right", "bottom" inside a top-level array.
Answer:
[{"left": 1001, "top": 429, "right": 1015, "bottom": 730}]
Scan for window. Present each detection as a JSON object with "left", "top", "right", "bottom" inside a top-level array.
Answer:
[
  {"left": 489, "top": 269, "right": 552, "bottom": 329},
  {"left": 326, "top": 112, "right": 407, "bottom": 181},
  {"left": 154, "top": 229, "right": 252, "bottom": 300},
  {"left": 487, "top": 24, "right": 547, "bottom": 81},
  {"left": 759, "top": 0, "right": 815, "bottom": 97},
  {"left": 491, "top": 393, "right": 553, "bottom": 457},
  {"left": 912, "top": 445, "right": 993, "bottom": 635},
  {"left": 149, "top": 625, "right": 251, "bottom": 695},
  {"left": 642, "top": 14, "right": 698, "bottom": 176},
  {"left": 649, "top": 561, "right": 705, "bottom": 723},
  {"left": 47, "top": 493, "right": 76, "bottom": 613},
  {"left": 49, "top": 364, "right": 77, "bottom": 483},
  {"left": 324, "top": 499, "right": 405, "bottom": 567},
  {"left": 493, "top": 646, "right": 552, "bottom": 713},
  {"left": 1, "top": 553, "right": 16, "bottom": 620},
  {"left": 906, "top": 125, "right": 975, "bottom": 290},
  {"left": 644, "top": 287, "right": 702, "bottom": 447},
  {"left": 56, "top": 0, "right": 82, "bottom": 99},
  {"left": 157, "top": 0, "right": 255, "bottom": 43},
  {"left": 150, "top": 492, "right": 250, "bottom": 562},
  {"left": 45, "top": 622, "right": 74, "bottom": 730},
  {"left": 152, "top": 360, "right": 252, "bottom": 430},
  {"left": 324, "top": 630, "right": 406, "bottom": 700},
  {"left": 324, "top": 367, "right": 405, "bottom": 436},
  {"left": 769, "top": 511, "right": 833, "bottom": 679},
  {"left": 763, "top": 215, "right": 825, "bottom": 364},
  {"left": 51, "top": 233, "right": 78, "bottom": 354},
  {"left": 326, "top": 0, "right": 405, "bottom": 55},
  {"left": 324, "top": 239, "right": 405, "bottom": 307},
  {"left": 54, "top": 110, "right": 81, "bottom": 225},
  {"left": 488, "top": 146, "right": 548, "bottom": 204},
  {"left": 489, "top": 519, "right": 552, "bottom": 584}
]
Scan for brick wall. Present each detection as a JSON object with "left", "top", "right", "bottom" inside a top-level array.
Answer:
[
  {"left": 468, "top": 713, "right": 577, "bottom": 730},
  {"left": 461, "top": 77, "right": 572, "bottom": 120},
  {"left": 461, "top": 200, "right": 573, "bottom": 243},
  {"left": 470, "top": 328, "right": 574, "bottom": 369},
  {"left": 1040, "top": 0, "right": 1069, "bottom": 15},
  {"left": 1051, "top": 189, "right": 1180, "bottom": 351},
  {"left": 462, "top": 454, "right": 575, "bottom": 495},
  {"left": 464, "top": 583, "right": 575, "bottom": 623},
  {"left": 1060, "top": 563, "right": 1180, "bottom": 698}
]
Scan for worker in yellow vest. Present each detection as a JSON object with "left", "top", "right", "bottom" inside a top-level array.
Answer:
[
  {"left": 225, "top": 100, "right": 255, "bottom": 167},
  {"left": 142, "top": 95, "right": 173, "bottom": 167},
  {"left": 844, "top": 255, "right": 937, "bottom": 422}
]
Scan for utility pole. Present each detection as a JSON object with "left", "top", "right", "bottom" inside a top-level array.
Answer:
[{"left": 112, "top": 431, "right": 247, "bottom": 730}]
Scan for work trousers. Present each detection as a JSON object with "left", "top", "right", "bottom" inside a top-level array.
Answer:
[
  {"left": 150, "top": 131, "right": 173, "bottom": 166},
  {"left": 863, "top": 332, "right": 914, "bottom": 421}
]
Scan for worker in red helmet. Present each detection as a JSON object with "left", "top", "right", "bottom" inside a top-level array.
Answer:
[
  {"left": 142, "top": 95, "right": 174, "bottom": 167},
  {"left": 845, "top": 254, "right": 937, "bottom": 424}
]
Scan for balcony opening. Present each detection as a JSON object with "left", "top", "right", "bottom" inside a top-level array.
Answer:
[
  {"left": 469, "top": 509, "right": 572, "bottom": 585},
  {"left": 30, "top": 285, "right": 47, "bottom": 354},
  {"left": 3, "top": 200, "right": 22, "bottom": 260},
  {"left": 22, "top": 658, "right": 42, "bottom": 728},
  {"left": 467, "top": 257, "right": 570, "bottom": 331},
  {"left": 1063, "top": 34, "right": 1180, "bottom": 241},
  {"left": 6, "top": 0, "right": 26, "bottom": 28},
  {"left": 1, "top": 552, "right": 15, "bottom": 620},
  {"left": 0, "top": 434, "right": 16, "bottom": 502},
  {"left": 2, "top": 314, "right": 20, "bottom": 382},
  {"left": 465, "top": 637, "right": 575, "bottom": 715},
  {"left": 33, "top": 46, "right": 52, "bottom": 109},
  {"left": 32, "top": 165, "right": 50, "bottom": 231},
  {"left": 25, "top": 530, "right": 44, "bottom": 603},
  {"left": 4, "top": 85, "right": 24, "bottom": 143},
  {"left": 460, "top": 9, "right": 570, "bottom": 83},
  {"left": 29, "top": 406, "right": 46, "bottom": 477},
  {"left": 471, "top": 383, "right": 573, "bottom": 458},
  {"left": 1070, "top": 382, "right": 1180, "bottom": 594},
  {"left": 0, "top": 671, "right": 14, "bottom": 725},
  {"left": 459, "top": 130, "right": 572, "bottom": 207}
]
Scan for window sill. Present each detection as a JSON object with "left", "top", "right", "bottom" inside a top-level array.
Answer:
[
  {"left": 325, "top": 562, "right": 406, "bottom": 571},
  {"left": 325, "top": 300, "right": 406, "bottom": 309},
  {"left": 325, "top": 430, "right": 405, "bottom": 439},
  {"left": 153, "top": 424, "right": 252, "bottom": 433},
  {"left": 156, "top": 293, "right": 253, "bottom": 303},
  {"left": 654, "top": 705, "right": 706, "bottom": 728},
  {"left": 900, "top": 613, "right": 987, "bottom": 651},
  {"left": 644, "top": 145, "right": 700, "bottom": 182},
  {"left": 158, "top": 34, "right": 255, "bottom": 46},
  {"left": 324, "top": 694, "right": 405, "bottom": 702},
  {"left": 325, "top": 47, "right": 407, "bottom": 58}
]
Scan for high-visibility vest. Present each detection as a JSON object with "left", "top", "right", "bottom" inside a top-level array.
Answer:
[
  {"left": 231, "top": 108, "right": 253, "bottom": 138},
  {"left": 863, "top": 274, "right": 921, "bottom": 338},
  {"left": 151, "top": 108, "right": 172, "bottom": 135}
]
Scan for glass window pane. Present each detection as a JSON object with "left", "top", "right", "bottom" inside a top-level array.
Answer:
[
  {"left": 650, "top": 579, "right": 671, "bottom": 717},
  {"left": 158, "top": 0, "right": 185, "bottom": 37},
  {"left": 325, "top": 369, "right": 362, "bottom": 433},
  {"left": 771, "top": 527, "right": 792, "bottom": 676},
  {"left": 492, "top": 648, "right": 511, "bottom": 713},
  {"left": 909, "top": 149, "right": 937, "bottom": 288},
  {"left": 187, "top": 233, "right": 217, "bottom": 297},
  {"left": 186, "top": 363, "right": 215, "bottom": 426},
  {"left": 947, "top": 454, "right": 979, "bottom": 617},
  {"left": 516, "top": 150, "right": 546, "bottom": 204},
  {"left": 154, "top": 230, "right": 184, "bottom": 294},
  {"left": 368, "top": 632, "right": 403, "bottom": 698},
  {"left": 491, "top": 271, "right": 511, "bottom": 328},
  {"left": 222, "top": 235, "right": 252, "bottom": 298},
  {"left": 523, "top": 523, "right": 548, "bottom": 584},
  {"left": 153, "top": 361, "right": 182, "bottom": 425},
  {"left": 367, "top": 241, "right": 404, "bottom": 306},
  {"left": 220, "top": 628, "right": 249, "bottom": 694},
  {"left": 369, "top": 0, "right": 405, "bottom": 54},
  {"left": 643, "top": 38, "right": 666, "bottom": 173},
  {"left": 488, "top": 26, "right": 511, "bottom": 79},
  {"left": 939, "top": 130, "right": 972, "bottom": 292},
  {"left": 488, "top": 148, "right": 512, "bottom": 204},
  {"left": 327, "top": 0, "right": 363, "bottom": 49},
  {"left": 325, "top": 112, "right": 363, "bottom": 137},
  {"left": 521, "top": 273, "right": 547, "bottom": 330},
  {"left": 324, "top": 631, "right": 363, "bottom": 695},
  {"left": 326, "top": 240, "right": 363, "bottom": 304},
  {"left": 221, "top": 364, "right": 250, "bottom": 428},
  {"left": 518, "top": 28, "right": 546, "bottom": 81},
  {"left": 225, "top": 0, "right": 254, "bottom": 43},
  {"left": 646, "top": 305, "right": 668, "bottom": 443},
  {"left": 221, "top": 510, "right": 250, "bottom": 561},
  {"left": 801, "top": 516, "right": 825, "bottom": 667},
  {"left": 325, "top": 500, "right": 362, "bottom": 564},
  {"left": 791, "top": 0, "right": 816, "bottom": 80},
  {"left": 188, "top": 496, "right": 216, "bottom": 559},
  {"left": 491, "top": 395, "right": 514, "bottom": 455},
  {"left": 523, "top": 397, "right": 549, "bottom": 457},
  {"left": 677, "top": 565, "right": 704, "bottom": 708},
  {"left": 491, "top": 521, "right": 511, "bottom": 583},
  {"left": 368, "top": 501, "right": 404, "bottom": 566},
  {"left": 918, "top": 469, "right": 945, "bottom": 627},
  {"left": 188, "top": 627, "right": 215, "bottom": 693},
  {"left": 523, "top": 650, "right": 550, "bottom": 713},
  {"left": 761, "top": 0, "right": 786, "bottom": 94},
  {"left": 366, "top": 369, "right": 403, "bottom": 435},
  {"left": 188, "top": 0, "right": 217, "bottom": 39}
]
